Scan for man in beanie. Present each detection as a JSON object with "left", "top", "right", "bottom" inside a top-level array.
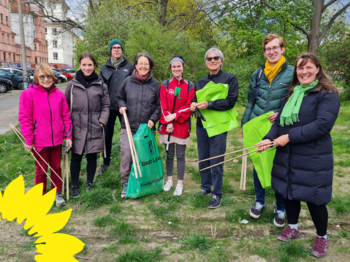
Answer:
[{"left": 99, "top": 39, "right": 134, "bottom": 175}]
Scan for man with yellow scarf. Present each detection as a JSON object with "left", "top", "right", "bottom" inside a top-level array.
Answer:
[{"left": 241, "top": 34, "right": 294, "bottom": 227}]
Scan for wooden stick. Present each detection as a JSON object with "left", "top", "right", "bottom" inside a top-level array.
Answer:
[
  {"left": 123, "top": 113, "right": 142, "bottom": 178},
  {"left": 240, "top": 146, "right": 245, "bottom": 190},
  {"left": 200, "top": 144, "right": 274, "bottom": 172},
  {"left": 243, "top": 148, "right": 247, "bottom": 190},
  {"left": 10, "top": 124, "right": 64, "bottom": 183},
  {"left": 65, "top": 153, "right": 69, "bottom": 201},
  {"left": 10, "top": 124, "right": 58, "bottom": 188},
  {"left": 198, "top": 141, "right": 273, "bottom": 163},
  {"left": 62, "top": 154, "right": 65, "bottom": 197},
  {"left": 123, "top": 113, "right": 138, "bottom": 179}
]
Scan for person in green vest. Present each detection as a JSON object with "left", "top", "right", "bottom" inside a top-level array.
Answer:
[{"left": 241, "top": 33, "right": 294, "bottom": 227}]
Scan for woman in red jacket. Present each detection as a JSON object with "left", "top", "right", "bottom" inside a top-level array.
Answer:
[
  {"left": 158, "top": 56, "right": 195, "bottom": 196},
  {"left": 19, "top": 63, "right": 72, "bottom": 206}
]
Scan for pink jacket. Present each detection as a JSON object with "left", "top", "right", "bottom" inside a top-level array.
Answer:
[{"left": 19, "top": 84, "right": 72, "bottom": 151}]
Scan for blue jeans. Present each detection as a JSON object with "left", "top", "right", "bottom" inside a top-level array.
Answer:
[
  {"left": 103, "top": 109, "right": 122, "bottom": 166},
  {"left": 197, "top": 127, "right": 227, "bottom": 196},
  {"left": 253, "top": 168, "right": 285, "bottom": 211}
]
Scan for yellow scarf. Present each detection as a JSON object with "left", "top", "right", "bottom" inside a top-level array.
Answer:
[{"left": 264, "top": 55, "right": 286, "bottom": 83}]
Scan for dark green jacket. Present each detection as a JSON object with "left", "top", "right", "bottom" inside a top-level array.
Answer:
[{"left": 241, "top": 60, "right": 294, "bottom": 126}]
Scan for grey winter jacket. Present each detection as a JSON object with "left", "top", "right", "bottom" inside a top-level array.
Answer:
[
  {"left": 116, "top": 72, "right": 161, "bottom": 132},
  {"left": 100, "top": 57, "right": 133, "bottom": 110},
  {"left": 65, "top": 76, "right": 110, "bottom": 155}
]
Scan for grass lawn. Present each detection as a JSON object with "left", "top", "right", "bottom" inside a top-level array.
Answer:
[{"left": 1, "top": 105, "right": 350, "bottom": 261}]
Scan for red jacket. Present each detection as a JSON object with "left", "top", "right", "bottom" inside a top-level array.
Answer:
[
  {"left": 19, "top": 84, "right": 72, "bottom": 151},
  {"left": 158, "top": 77, "right": 195, "bottom": 139}
]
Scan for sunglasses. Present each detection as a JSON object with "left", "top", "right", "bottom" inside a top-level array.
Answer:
[
  {"left": 39, "top": 75, "right": 54, "bottom": 80},
  {"left": 206, "top": 56, "right": 220, "bottom": 62}
]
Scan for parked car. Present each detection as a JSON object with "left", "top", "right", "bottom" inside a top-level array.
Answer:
[
  {"left": 0, "top": 77, "right": 13, "bottom": 93},
  {"left": 53, "top": 71, "right": 67, "bottom": 83},
  {"left": 55, "top": 70, "right": 73, "bottom": 81},
  {"left": 0, "top": 69, "right": 24, "bottom": 89},
  {"left": 64, "top": 69, "right": 76, "bottom": 77},
  {"left": 2, "top": 68, "right": 34, "bottom": 82}
]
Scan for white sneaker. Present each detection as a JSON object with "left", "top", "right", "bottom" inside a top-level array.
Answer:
[
  {"left": 173, "top": 184, "right": 184, "bottom": 196},
  {"left": 55, "top": 192, "right": 66, "bottom": 207},
  {"left": 163, "top": 180, "right": 173, "bottom": 191}
]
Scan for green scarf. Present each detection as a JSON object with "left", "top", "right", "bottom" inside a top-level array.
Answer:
[{"left": 280, "top": 80, "right": 318, "bottom": 127}]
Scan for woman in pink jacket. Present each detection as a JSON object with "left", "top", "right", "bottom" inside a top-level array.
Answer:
[{"left": 19, "top": 63, "right": 72, "bottom": 207}]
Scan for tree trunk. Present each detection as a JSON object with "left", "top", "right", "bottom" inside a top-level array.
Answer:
[
  {"left": 308, "top": 0, "right": 324, "bottom": 55},
  {"left": 159, "top": 0, "right": 169, "bottom": 26}
]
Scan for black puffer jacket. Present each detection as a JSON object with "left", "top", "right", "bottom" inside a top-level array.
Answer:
[
  {"left": 116, "top": 73, "right": 161, "bottom": 132},
  {"left": 100, "top": 57, "right": 133, "bottom": 110},
  {"left": 264, "top": 86, "right": 340, "bottom": 205}
]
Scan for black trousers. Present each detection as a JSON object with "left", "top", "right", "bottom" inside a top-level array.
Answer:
[
  {"left": 70, "top": 152, "right": 97, "bottom": 187},
  {"left": 285, "top": 198, "right": 328, "bottom": 236},
  {"left": 103, "top": 109, "right": 122, "bottom": 166}
]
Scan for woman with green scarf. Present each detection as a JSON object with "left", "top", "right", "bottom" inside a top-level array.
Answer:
[{"left": 256, "top": 52, "right": 340, "bottom": 258}]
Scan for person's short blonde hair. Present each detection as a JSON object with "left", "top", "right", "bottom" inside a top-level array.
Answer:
[
  {"left": 34, "top": 63, "right": 55, "bottom": 83},
  {"left": 262, "top": 33, "right": 285, "bottom": 50}
]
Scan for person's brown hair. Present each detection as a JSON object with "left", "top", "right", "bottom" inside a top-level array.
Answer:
[
  {"left": 34, "top": 63, "right": 55, "bottom": 83},
  {"left": 262, "top": 33, "right": 285, "bottom": 50},
  {"left": 288, "top": 52, "right": 340, "bottom": 98},
  {"left": 79, "top": 52, "right": 98, "bottom": 70}
]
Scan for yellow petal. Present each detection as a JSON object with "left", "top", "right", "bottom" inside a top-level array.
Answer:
[
  {"left": 35, "top": 233, "right": 85, "bottom": 261},
  {"left": 29, "top": 209, "right": 72, "bottom": 237},
  {"left": 0, "top": 189, "right": 3, "bottom": 221},
  {"left": 22, "top": 186, "right": 57, "bottom": 230},
  {"left": 1, "top": 175, "right": 25, "bottom": 221}
]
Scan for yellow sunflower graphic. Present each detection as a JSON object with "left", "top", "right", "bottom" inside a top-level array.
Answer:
[{"left": 0, "top": 175, "right": 85, "bottom": 261}]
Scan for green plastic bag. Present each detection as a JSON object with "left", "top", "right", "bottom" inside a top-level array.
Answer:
[
  {"left": 125, "top": 124, "right": 164, "bottom": 199},
  {"left": 196, "top": 81, "right": 239, "bottom": 137},
  {"left": 242, "top": 112, "right": 276, "bottom": 189}
]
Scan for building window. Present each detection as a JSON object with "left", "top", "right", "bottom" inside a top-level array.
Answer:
[
  {"left": 45, "top": 27, "right": 47, "bottom": 34},
  {"left": 53, "top": 53, "right": 58, "bottom": 60},
  {"left": 53, "top": 4, "right": 56, "bottom": 9},
  {"left": 53, "top": 41, "right": 57, "bottom": 48},
  {"left": 52, "top": 28, "right": 57, "bottom": 35},
  {"left": 1, "top": 14, "right": 3, "bottom": 24},
  {"left": 1, "top": 33, "right": 3, "bottom": 42},
  {"left": 5, "top": 16, "right": 8, "bottom": 25},
  {"left": 7, "top": 35, "right": 9, "bottom": 44},
  {"left": 12, "top": 36, "right": 14, "bottom": 45},
  {"left": 3, "top": 52, "right": 5, "bottom": 61},
  {"left": 34, "top": 44, "right": 36, "bottom": 50},
  {"left": 13, "top": 54, "right": 15, "bottom": 62}
]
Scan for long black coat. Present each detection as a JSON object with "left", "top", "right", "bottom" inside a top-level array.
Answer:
[
  {"left": 116, "top": 73, "right": 161, "bottom": 132},
  {"left": 264, "top": 86, "right": 340, "bottom": 205},
  {"left": 100, "top": 57, "right": 133, "bottom": 110}
]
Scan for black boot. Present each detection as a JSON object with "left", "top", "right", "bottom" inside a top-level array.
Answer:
[{"left": 72, "top": 186, "right": 80, "bottom": 198}]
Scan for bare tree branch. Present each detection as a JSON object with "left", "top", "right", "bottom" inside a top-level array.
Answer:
[
  {"left": 319, "top": 1, "right": 350, "bottom": 43},
  {"left": 322, "top": 0, "right": 338, "bottom": 12}
]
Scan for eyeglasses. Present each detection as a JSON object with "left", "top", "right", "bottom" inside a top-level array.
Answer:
[
  {"left": 112, "top": 46, "right": 122, "bottom": 50},
  {"left": 264, "top": 46, "right": 281, "bottom": 53},
  {"left": 39, "top": 75, "right": 54, "bottom": 80},
  {"left": 137, "top": 63, "right": 149, "bottom": 67},
  {"left": 206, "top": 56, "right": 220, "bottom": 62}
]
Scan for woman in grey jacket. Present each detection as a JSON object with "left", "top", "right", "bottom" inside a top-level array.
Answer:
[
  {"left": 65, "top": 52, "right": 110, "bottom": 198},
  {"left": 117, "top": 52, "right": 161, "bottom": 198}
]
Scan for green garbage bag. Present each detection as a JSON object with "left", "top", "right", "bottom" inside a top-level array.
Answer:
[
  {"left": 242, "top": 112, "right": 276, "bottom": 189},
  {"left": 125, "top": 124, "right": 164, "bottom": 199},
  {"left": 196, "top": 81, "right": 239, "bottom": 137}
]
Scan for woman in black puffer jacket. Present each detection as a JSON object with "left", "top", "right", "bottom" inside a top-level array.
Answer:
[
  {"left": 256, "top": 52, "right": 340, "bottom": 258},
  {"left": 116, "top": 52, "right": 161, "bottom": 198}
]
